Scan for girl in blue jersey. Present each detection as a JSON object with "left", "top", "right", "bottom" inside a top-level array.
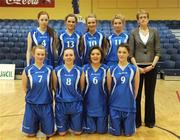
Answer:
[
  {"left": 22, "top": 45, "right": 54, "bottom": 137},
  {"left": 82, "top": 46, "right": 108, "bottom": 133},
  {"left": 105, "top": 14, "right": 129, "bottom": 67},
  {"left": 53, "top": 48, "right": 84, "bottom": 136},
  {"left": 26, "top": 11, "right": 58, "bottom": 67},
  {"left": 58, "top": 14, "right": 82, "bottom": 66},
  {"left": 81, "top": 14, "right": 108, "bottom": 64},
  {"left": 107, "top": 43, "right": 139, "bottom": 136}
]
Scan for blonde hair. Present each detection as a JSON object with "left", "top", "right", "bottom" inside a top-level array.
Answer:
[
  {"left": 112, "top": 14, "right": 126, "bottom": 25},
  {"left": 32, "top": 45, "right": 46, "bottom": 56},
  {"left": 85, "top": 14, "right": 97, "bottom": 24},
  {"left": 136, "top": 9, "right": 149, "bottom": 20}
]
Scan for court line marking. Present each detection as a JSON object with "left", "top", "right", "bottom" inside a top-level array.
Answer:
[
  {"left": 155, "top": 125, "right": 180, "bottom": 139},
  {"left": 176, "top": 90, "right": 180, "bottom": 103}
]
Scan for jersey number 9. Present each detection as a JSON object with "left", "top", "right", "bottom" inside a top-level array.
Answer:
[{"left": 121, "top": 76, "right": 125, "bottom": 84}]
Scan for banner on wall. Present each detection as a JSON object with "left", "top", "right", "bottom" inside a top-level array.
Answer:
[
  {"left": 0, "top": 0, "right": 55, "bottom": 7},
  {"left": 0, "top": 64, "right": 15, "bottom": 80}
]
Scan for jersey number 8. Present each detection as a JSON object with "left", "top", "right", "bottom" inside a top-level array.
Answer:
[{"left": 66, "top": 78, "right": 72, "bottom": 85}]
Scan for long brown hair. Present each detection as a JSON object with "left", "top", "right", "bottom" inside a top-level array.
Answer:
[
  {"left": 117, "top": 43, "right": 130, "bottom": 53},
  {"left": 65, "top": 14, "right": 78, "bottom": 23},
  {"left": 37, "top": 11, "right": 54, "bottom": 37}
]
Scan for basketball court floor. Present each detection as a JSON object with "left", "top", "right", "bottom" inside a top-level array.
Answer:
[{"left": 0, "top": 79, "right": 179, "bottom": 140}]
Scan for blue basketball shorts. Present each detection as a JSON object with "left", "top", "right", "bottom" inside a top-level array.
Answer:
[
  {"left": 83, "top": 115, "right": 108, "bottom": 134},
  {"left": 109, "top": 109, "right": 136, "bottom": 136},
  {"left": 55, "top": 101, "right": 83, "bottom": 133},
  {"left": 22, "top": 103, "right": 54, "bottom": 135}
]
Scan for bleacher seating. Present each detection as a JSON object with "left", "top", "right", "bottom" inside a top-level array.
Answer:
[
  {"left": 0, "top": 59, "right": 12, "bottom": 64},
  {"left": 5, "top": 53, "right": 17, "bottom": 60},
  {"left": 0, "top": 19, "right": 180, "bottom": 78},
  {"left": 0, "top": 53, "right": 5, "bottom": 60},
  {"left": 173, "top": 42, "right": 180, "bottom": 48},
  {"left": 160, "top": 54, "right": 171, "bottom": 61},
  {"left": 175, "top": 62, "right": 180, "bottom": 69},
  {"left": 0, "top": 42, "right": 4, "bottom": 47},
  {"left": 166, "top": 48, "right": 178, "bottom": 55},
  {"left": 171, "top": 55, "right": 180, "bottom": 62}
]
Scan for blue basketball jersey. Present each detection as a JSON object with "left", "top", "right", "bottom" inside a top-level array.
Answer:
[
  {"left": 83, "top": 64, "right": 108, "bottom": 117},
  {"left": 30, "top": 28, "right": 54, "bottom": 66},
  {"left": 106, "top": 32, "right": 128, "bottom": 65},
  {"left": 24, "top": 64, "right": 53, "bottom": 104},
  {"left": 58, "top": 30, "right": 82, "bottom": 66},
  {"left": 55, "top": 65, "right": 83, "bottom": 102},
  {"left": 82, "top": 31, "right": 105, "bottom": 64},
  {"left": 109, "top": 63, "right": 137, "bottom": 112}
]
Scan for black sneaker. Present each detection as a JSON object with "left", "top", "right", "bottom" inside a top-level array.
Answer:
[{"left": 145, "top": 124, "right": 155, "bottom": 128}]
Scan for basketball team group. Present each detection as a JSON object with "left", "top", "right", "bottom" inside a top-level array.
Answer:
[{"left": 22, "top": 9, "right": 160, "bottom": 137}]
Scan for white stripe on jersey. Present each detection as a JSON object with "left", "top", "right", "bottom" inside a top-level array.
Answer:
[
  {"left": 129, "top": 66, "right": 135, "bottom": 98},
  {"left": 46, "top": 67, "right": 51, "bottom": 93},
  {"left": 33, "top": 31, "right": 38, "bottom": 46},
  {"left": 123, "top": 33, "right": 129, "bottom": 43},
  {"left": 83, "top": 34, "right": 87, "bottom": 58},
  {"left": 50, "top": 36, "right": 53, "bottom": 55},
  {"left": 84, "top": 67, "right": 90, "bottom": 96},
  {"left": 98, "top": 32, "right": 103, "bottom": 47},
  {"left": 57, "top": 68, "right": 63, "bottom": 94},
  {"left": 75, "top": 32, "right": 81, "bottom": 58},
  {"left": 111, "top": 66, "right": 118, "bottom": 96},
  {"left": 101, "top": 67, "right": 107, "bottom": 95},
  {"left": 59, "top": 33, "right": 66, "bottom": 57},
  {"left": 74, "top": 67, "right": 81, "bottom": 94},
  {"left": 27, "top": 67, "right": 33, "bottom": 89},
  {"left": 107, "top": 35, "right": 113, "bottom": 56}
]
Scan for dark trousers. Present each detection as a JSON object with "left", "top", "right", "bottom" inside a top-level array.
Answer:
[{"left": 136, "top": 65, "right": 157, "bottom": 126}]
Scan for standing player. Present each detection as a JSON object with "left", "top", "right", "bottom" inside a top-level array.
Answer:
[
  {"left": 26, "top": 11, "right": 58, "bottom": 67},
  {"left": 22, "top": 45, "right": 54, "bottom": 137},
  {"left": 107, "top": 43, "right": 139, "bottom": 136},
  {"left": 81, "top": 14, "right": 107, "bottom": 64},
  {"left": 82, "top": 46, "right": 108, "bottom": 134},
  {"left": 53, "top": 48, "right": 84, "bottom": 136},
  {"left": 58, "top": 14, "right": 82, "bottom": 66},
  {"left": 105, "top": 14, "right": 129, "bottom": 67}
]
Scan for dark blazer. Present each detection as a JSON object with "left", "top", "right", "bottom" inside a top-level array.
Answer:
[{"left": 129, "top": 27, "right": 160, "bottom": 64}]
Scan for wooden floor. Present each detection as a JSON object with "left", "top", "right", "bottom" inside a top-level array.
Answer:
[{"left": 0, "top": 79, "right": 180, "bottom": 140}]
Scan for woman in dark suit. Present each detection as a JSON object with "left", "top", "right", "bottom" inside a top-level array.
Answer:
[{"left": 129, "top": 9, "right": 160, "bottom": 128}]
